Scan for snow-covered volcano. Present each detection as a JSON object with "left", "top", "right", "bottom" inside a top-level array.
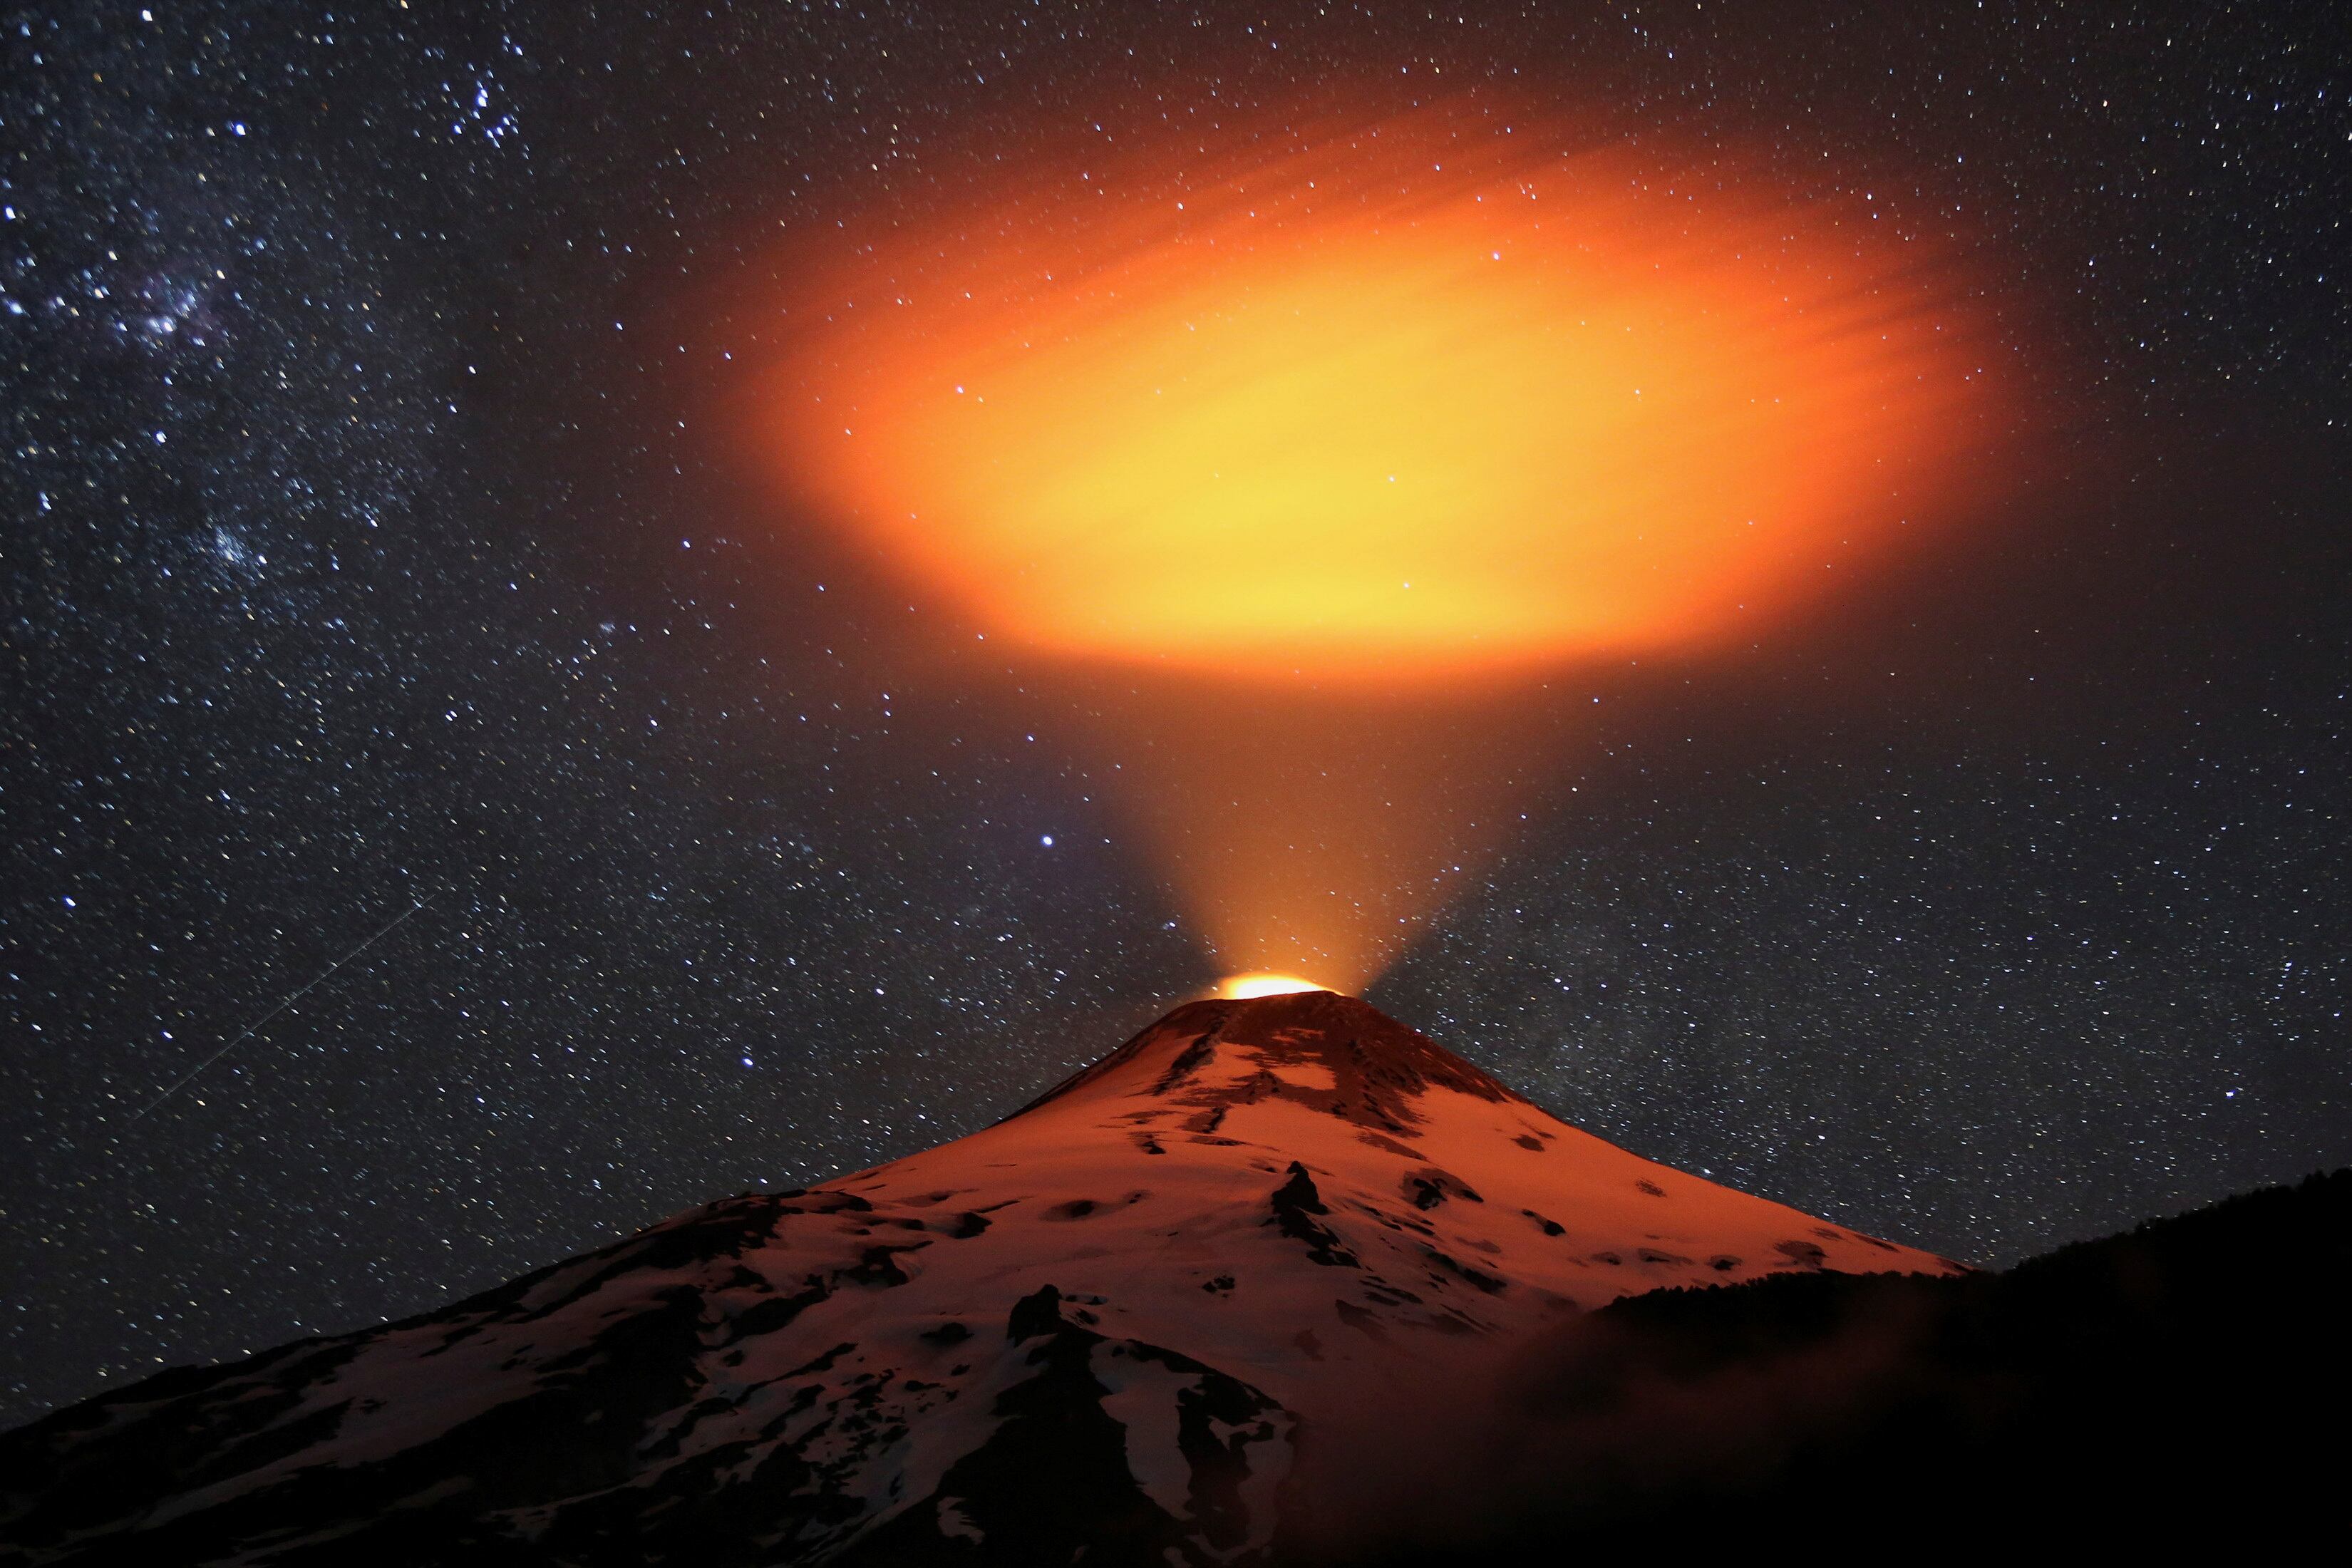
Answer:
[{"left": 1, "top": 991, "right": 1964, "bottom": 1566}]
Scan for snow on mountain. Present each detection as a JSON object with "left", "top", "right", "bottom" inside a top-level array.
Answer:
[{"left": 0, "top": 991, "right": 1964, "bottom": 1566}]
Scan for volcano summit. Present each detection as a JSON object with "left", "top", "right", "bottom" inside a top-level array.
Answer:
[{"left": 1, "top": 993, "right": 1962, "bottom": 1564}]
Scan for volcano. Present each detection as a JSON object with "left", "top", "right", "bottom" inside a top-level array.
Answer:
[{"left": 1, "top": 992, "right": 1962, "bottom": 1565}]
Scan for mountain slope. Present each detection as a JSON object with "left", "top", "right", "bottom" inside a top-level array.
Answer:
[
  {"left": 1326, "top": 1167, "right": 2352, "bottom": 1561},
  {"left": 0, "top": 991, "right": 1961, "bottom": 1566}
]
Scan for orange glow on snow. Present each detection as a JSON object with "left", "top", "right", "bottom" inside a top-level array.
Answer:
[
  {"left": 755, "top": 99, "right": 1995, "bottom": 687},
  {"left": 1217, "top": 972, "right": 1334, "bottom": 999}
]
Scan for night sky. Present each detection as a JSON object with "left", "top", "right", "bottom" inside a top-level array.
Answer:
[{"left": 5, "top": 1, "right": 2348, "bottom": 1429}]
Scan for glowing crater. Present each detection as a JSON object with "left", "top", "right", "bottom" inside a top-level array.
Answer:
[{"left": 1218, "top": 973, "right": 1334, "bottom": 1000}]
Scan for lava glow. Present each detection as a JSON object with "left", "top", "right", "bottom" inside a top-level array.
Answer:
[
  {"left": 756, "top": 100, "right": 1996, "bottom": 686},
  {"left": 1217, "top": 972, "right": 1334, "bottom": 1000}
]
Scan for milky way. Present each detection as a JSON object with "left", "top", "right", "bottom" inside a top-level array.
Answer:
[{"left": 4, "top": 3, "right": 2347, "bottom": 1428}]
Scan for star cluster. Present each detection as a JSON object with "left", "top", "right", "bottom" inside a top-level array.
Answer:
[{"left": 4, "top": 2, "right": 2347, "bottom": 1427}]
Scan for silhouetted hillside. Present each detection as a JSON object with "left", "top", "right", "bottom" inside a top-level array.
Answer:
[{"left": 1306, "top": 1169, "right": 2352, "bottom": 1562}]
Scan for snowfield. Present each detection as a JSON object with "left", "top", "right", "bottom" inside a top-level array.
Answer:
[{"left": 1, "top": 991, "right": 1964, "bottom": 1566}]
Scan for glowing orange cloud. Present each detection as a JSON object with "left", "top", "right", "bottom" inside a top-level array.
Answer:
[
  {"left": 746, "top": 98, "right": 2006, "bottom": 989},
  {"left": 755, "top": 100, "right": 1993, "bottom": 687}
]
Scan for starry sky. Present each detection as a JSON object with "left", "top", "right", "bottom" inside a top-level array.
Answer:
[{"left": 4, "top": 1, "right": 2347, "bottom": 1428}]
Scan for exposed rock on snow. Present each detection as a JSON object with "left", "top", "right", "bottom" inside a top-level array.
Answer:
[{"left": 0, "top": 991, "right": 1962, "bottom": 1565}]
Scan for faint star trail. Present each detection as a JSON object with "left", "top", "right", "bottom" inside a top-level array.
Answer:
[{"left": 123, "top": 894, "right": 437, "bottom": 1128}]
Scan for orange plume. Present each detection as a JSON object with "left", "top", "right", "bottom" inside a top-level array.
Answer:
[{"left": 746, "top": 96, "right": 2004, "bottom": 982}]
